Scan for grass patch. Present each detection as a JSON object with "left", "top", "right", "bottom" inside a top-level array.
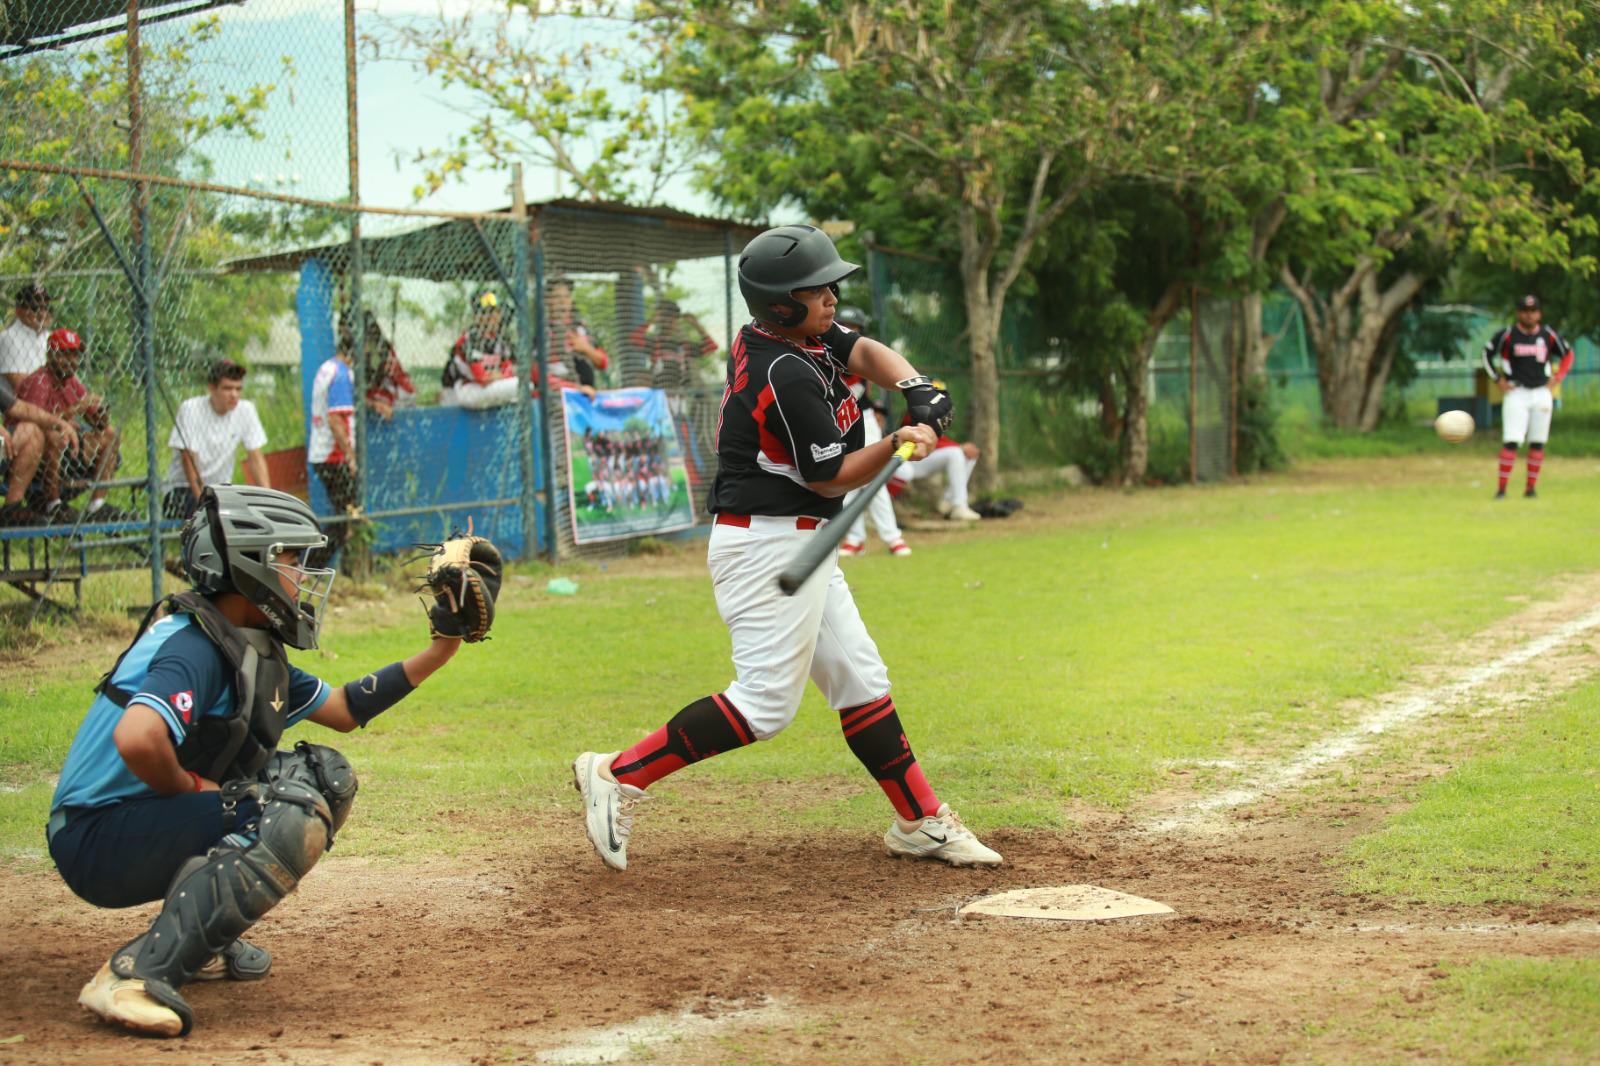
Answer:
[
  {"left": 6, "top": 454, "right": 1600, "bottom": 861},
  {"left": 1310, "top": 958, "right": 1600, "bottom": 1065},
  {"left": 1340, "top": 677, "right": 1600, "bottom": 907}
]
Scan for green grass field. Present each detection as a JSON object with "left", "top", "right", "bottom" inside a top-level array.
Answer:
[{"left": 4, "top": 453, "right": 1600, "bottom": 856}]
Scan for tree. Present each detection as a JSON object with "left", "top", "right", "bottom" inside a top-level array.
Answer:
[
  {"left": 645, "top": 0, "right": 1214, "bottom": 488},
  {"left": 1270, "top": 1, "right": 1600, "bottom": 429},
  {"left": 369, "top": 2, "right": 687, "bottom": 203}
]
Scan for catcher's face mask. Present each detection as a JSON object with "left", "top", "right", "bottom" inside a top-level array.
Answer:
[{"left": 270, "top": 546, "right": 336, "bottom": 644}]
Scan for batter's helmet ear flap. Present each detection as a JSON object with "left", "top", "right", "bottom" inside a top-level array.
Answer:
[{"left": 737, "top": 225, "right": 860, "bottom": 328}]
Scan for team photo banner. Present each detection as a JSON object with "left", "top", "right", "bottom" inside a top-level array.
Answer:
[{"left": 561, "top": 387, "right": 697, "bottom": 545}]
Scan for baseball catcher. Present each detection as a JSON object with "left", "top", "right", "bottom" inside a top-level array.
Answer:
[{"left": 46, "top": 485, "right": 485, "bottom": 1038}]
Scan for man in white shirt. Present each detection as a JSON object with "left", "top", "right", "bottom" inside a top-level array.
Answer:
[
  {"left": 162, "top": 359, "right": 270, "bottom": 519},
  {"left": 0, "top": 283, "right": 53, "bottom": 390}
]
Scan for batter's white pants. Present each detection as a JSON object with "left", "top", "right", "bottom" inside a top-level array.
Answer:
[
  {"left": 893, "top": 444, "right": 974, "bottom": 509},
  {"left": 1501, "top": 385, "right": 1553, "bottom": 446},
  {"left": 708, "top": 517, "right": 891, "bottom": 739}
]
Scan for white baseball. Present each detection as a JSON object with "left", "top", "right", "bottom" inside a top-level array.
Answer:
[{"left": 1434, "top": 409, "right": 1475, "bottom": 444}]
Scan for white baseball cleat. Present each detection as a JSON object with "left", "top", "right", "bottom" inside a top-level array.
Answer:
[
  {"left": 78, "top": 962, "right": 184, "bottom": 1037},
  {"left": 884, "top": 805, "right": 1002, "bottom": 867},
  {"left": 945, "top": 505, "right": 982, "bottom": 522},
  {"left": 888, "top": 540, "right": 912, "bottom": 557},
  {"left": 839, "top": 541, "right": 865, "bottom": 557},
  {"left": 572, "top": 751, "right": 647, "bottom": 871}
]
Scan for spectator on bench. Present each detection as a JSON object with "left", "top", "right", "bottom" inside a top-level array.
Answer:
[
  {"left": 0, "top": 282, "right": 53, "bottom": 391},
  {"left": 0, "top": 371, "right": 81, "bottom": 527},
  {"left": 163, "top": 359, "right": 270, "bottom": 520},
  {"left": 13, "top": 329, "right": 122, "bottom": 524},
  {"left": 358, "top": 313, "right": 415, "bottom": 419},
  {"left": 441, "top": 291, "right": 518, "bottom": 409}
]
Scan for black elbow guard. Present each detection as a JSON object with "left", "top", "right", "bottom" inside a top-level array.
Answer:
[{"left": 343, "top": 662, "right": 414, "bottom": 727}]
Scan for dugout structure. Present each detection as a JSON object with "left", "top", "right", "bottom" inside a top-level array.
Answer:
[{"left": 0, "top": 0, "right": 759, "bottom": 624}]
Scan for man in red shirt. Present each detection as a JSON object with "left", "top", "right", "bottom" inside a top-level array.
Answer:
[{"left": 11, "top": 329, "right": 120, "bottom": 521}]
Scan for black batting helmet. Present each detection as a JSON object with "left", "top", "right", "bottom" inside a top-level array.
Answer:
[{"left": 737, "top": 225, "right": 859, "bottom": 328}]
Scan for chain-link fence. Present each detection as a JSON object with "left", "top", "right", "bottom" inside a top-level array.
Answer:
[{"left": 0, "top": 2, "right": 756, "bottom": 624}]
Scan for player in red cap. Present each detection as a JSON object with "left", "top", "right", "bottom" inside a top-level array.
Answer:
[{"left": 8, "top": 328, "right": 122, "bottom": 522}]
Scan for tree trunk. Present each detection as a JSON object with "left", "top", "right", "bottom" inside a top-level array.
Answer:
[
  {"left": 1281, "top": 259, "right": 1426, "bottom": 429},
  {"left": 962, "top": 280, "right": 1004, "bottom": 490},
  {"left": 1117, "top": 279, "right": 1188, "bottom": 484}
]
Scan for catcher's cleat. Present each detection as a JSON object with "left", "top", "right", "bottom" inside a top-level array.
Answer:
[
  {"left": 193, "top": 938, "right": 272, "bottom": 982},
  {"left": 572, "top": 751, "right": 647, "bottom": 871},
  {"left": 884, "top": 805, "right": 1002, "bottom": 867},
  {"left": 78, "top": 962, "right": 184, "bottom": 1037}
]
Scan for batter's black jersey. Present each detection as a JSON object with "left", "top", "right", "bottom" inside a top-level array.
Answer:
[
  {"left": 1482, "top": 325, "right": 1573, "bottom": 389},
  {"left": 708, "top": 322, "right": 865, "bottom": 518}
]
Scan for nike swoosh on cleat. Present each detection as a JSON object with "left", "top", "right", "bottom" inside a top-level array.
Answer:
[
  {"left": 919, "top": 829, "right": 948, "bottom": 844},
  {"left": 606, "top": 807, "right": 621, "bottom": 853}
]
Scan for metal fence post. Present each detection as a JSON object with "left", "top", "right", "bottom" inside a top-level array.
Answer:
[
  {"left": 723, "top": 229, "right": 734, "bottom": 352},
  {"left": 533, "top": 236, "right": 557, "bottom": 560},
  {"left": 343, "top": 0, "right": 366, "bottom": 575},
  {"left": 128, "top": 1, "right": 162, "bottom": 603},
  {"left": 511, "top": 165, "right": 538, "bottom": 559}
]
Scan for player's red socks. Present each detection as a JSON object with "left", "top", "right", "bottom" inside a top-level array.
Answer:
[
  {"left": 1526, "top": 445, "right": 1544, "bottom": 493},
  {"left": 1497, "top": 445, "right": 1517, "bottom": 493},
  {"left": 609, "top": 693, "right": 755, "bottom": 790},
  {"left": 838, "top": 695, "right": 940, "bottom": 821}
]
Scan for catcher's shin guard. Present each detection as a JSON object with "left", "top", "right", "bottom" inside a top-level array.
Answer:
[{"left": 109, "top": 775, "right": 337, "bottom": 1035}]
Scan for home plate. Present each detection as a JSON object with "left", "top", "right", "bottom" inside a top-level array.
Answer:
[{"left": 959, "top": 885, "right": 1174, "bottom": 922}]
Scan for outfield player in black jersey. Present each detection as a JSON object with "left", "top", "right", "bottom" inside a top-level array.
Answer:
[
  {"left": 571, "top": 224, "right": 1001, "bottom": 869},
  {"left": 1483, "top": 294, "right": 1573, "bottom": 498}
]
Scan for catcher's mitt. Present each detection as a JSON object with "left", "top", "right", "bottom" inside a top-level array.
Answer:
[{"left": 417, "top": 531, "right": 503, "bottom": 642}]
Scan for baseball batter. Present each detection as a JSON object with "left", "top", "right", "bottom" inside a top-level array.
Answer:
[
  {"left": 572, "top": 225, "right": 1001, "bottom": 870},
  {"left": 1483, "top": 294, "right": 1572, "bottom": 498}
]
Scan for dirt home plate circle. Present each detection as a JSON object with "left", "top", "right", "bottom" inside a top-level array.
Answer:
[{"left": 1434, "top": 409, "right": 1475, "bottom": 443}]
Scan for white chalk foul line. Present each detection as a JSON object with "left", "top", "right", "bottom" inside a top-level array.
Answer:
[{"left": 1146, "top": 604, "right": 1600, "bottom": 834}]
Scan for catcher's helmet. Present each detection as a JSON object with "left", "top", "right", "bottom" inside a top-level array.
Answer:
[
  {"left": 182, "top": 485, "right": 334, "bottom": 649},
  {"left": 834, "top": 306, "right": 870, "bottom": 332},
  {"left": 737, "top": 225, "right": 859, "bottom": 328}
]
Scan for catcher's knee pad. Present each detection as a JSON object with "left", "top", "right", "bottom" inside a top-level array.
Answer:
[
  {"left": 110, "top": 777, "right": 335, "bottom": 1035},
  {"left": 265, "top": 741, "right": 358, "bottom": 834}
]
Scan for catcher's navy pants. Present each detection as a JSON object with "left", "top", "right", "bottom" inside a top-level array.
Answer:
[{"left": 48, "top": 792, "right": 260, "bottom": 909}]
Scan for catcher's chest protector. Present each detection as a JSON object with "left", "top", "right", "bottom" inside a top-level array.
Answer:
[{"left": 98, "top": 592, "right": 293, "bottom": 782}]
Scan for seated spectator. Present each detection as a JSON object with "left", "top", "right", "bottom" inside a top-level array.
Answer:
[
  {"left": 630, "top": 297, "right": 717, "bottom": 393},
  {"left": 441, "top": 291, "right": 519, "bottom": 409},
  {"left": 547, "top": 277, "right": 608, "bottom": 397},
  {"left": 0, "top": 283, "right": 52, "bottom": 391},
  {"left": 307, "top": 341, "right": 357, "bottom": 568},
  {"left": 0, "top": 371, "right": 81, "bottom": 527},
  {"left": 890, "top": 380, "right": 981, "bottom": 522},
  {"left": 11, "top": 329, "right": 122, "bottom": 524},
  {"left": 162, "top": 358, "right": 270, "bottom": 520}
]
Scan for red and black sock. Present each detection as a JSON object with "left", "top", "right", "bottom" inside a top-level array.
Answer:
[
  {"left": 610, "top": 693, "right": 755, "bottom": 790},
  {"left": 838, "top": 695, "right": 940, "bottom": 821},
  {"left": 1526, "top": 445, "right": 1544, "bottom": 492},
  {"left": 1497, "top": 445, "right": 1517, "bottom": 493}
]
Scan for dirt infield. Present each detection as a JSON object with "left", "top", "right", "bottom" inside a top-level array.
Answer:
[{"left": 3, "top": 781, "right": 1596, "bottom": 1065}]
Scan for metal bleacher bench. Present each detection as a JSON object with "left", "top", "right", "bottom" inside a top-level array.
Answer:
[{"left": 0, "top": 474, "right": 184, "bottom": 613}]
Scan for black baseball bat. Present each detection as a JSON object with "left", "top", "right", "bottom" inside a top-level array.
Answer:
[{"left": 777, "top": 440, "right": 917, "bottom": 595}]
